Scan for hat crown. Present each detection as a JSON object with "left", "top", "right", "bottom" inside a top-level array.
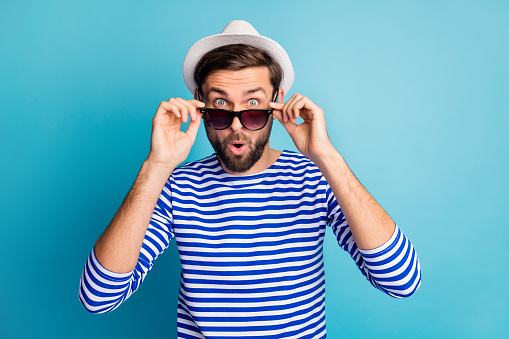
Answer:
[
  {"left": 183, "top": 20, "right": 294, "bottom": 94},
  {"left": 221, "top": 20, "right": 260, "bottom": 36}
]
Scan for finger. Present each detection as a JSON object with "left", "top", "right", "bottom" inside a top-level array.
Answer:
[
  {"left": 272, "top": 108, "right": 283, "bottom": 122},
  {"left": 170, "top": 104, "right": 184, "bottom": 122},
  {"left": 190, "top": 99, "right": 206, "bottom": 120},
  {"left": 184, "top": 99, "right": 205, "bottom": 121},
  {"left": 153, "top": 102, "right": 185, "bottom": 132},
  {"left": 157, "top": 101, "right": 182, "bottom": 123},
  {"left": 176, "top": 97, "right": 198, "bottom": 121},
  {"left": 162, "top": 99, "right": 181, "bottom": 120},
  {"left": 284, "top": 94, "right": 302, "bottom": 123},
  {"left": 269, "top": 102, "right": 284, "bottom": 110},
  {"left": 192, "top": 101, "right": 206, "bottom": 121},
  {"left": 280, "top": 96, "right": 293, "bottom": 122},
  {"left": 185, "top": 111, "right": 203, "bottom": 138},
  {"left": 273, "top": 109, "right": 294, "bottom": 128},
  {"left": 293, "top": 96, "right": 308, "bottom": 120},
  {"left": 189, "top": 99, "right": 206, "bottom": 107},
  {"left": 269, "top": 102, "right": 283, "bottom": 122},
  {"left": 279, "top": 95, "right": 295, "bottom": 123},
  {"left": 169, "top": 98, "right": 189, "bottom": 123},
  {"left": 273, "top": 109, "right": 298, "bottom": 135}
]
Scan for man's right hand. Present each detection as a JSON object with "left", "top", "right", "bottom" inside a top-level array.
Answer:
[
  {"left": 93, "top": 98, "right": 205, "bottom": 273},
  {"left": 147, "top": 98, "right": 205, "bottom": 169}
]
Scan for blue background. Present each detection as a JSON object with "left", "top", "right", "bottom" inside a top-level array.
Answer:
[{"left": 1, "top": 0, "right": 508, "bottom": 338}]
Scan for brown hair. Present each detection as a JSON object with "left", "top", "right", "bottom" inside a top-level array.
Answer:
[{"left": 194, "top": 44, "right": 283, "bottom": 97}]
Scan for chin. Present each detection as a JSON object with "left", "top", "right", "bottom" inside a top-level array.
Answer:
[{"left": 206, "top": 122, "right": 272, "bottom": 174}]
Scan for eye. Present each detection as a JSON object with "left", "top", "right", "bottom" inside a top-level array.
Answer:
[
  {"left": 215, "top": 98, "right": 227, "bottom": 107},
  {"left": 247, "top": 99, "right": 259, "bottom": 107}
]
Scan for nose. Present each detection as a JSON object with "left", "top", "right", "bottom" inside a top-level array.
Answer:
[{"left": 230, "top": 116, "right": 243, "bottom": 131}]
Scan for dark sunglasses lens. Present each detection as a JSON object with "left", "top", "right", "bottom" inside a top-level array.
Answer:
[
  {"left": 206, "top": 110, "right": 232, "bottom": 129},
  {"left": 242, "top": 110, "right": 269, "bottom": 130}
]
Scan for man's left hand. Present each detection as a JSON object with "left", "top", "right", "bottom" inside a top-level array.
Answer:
[{"left": 269, "top": 94, "right": 335, "bottom": 162}]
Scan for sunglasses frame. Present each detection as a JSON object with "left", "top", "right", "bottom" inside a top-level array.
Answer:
[{"left": 200, "top": 108, "right": 273, "bottom": 131}]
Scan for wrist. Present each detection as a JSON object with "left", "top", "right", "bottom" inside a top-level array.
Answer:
[
  {"left": 146, "top": 152, "right": 180, "bottom": 169},
  {"left": 310, "top": 148, "right": 353, "bottom": 183},
  {"left": 308, "top": 144, "right": 338, "bottom": 165},
  {"left": 143, "top": 157, "right": 177, "bottom": 177}
]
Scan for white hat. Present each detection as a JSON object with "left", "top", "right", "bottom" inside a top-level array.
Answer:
[{"left": 182, "top": 20, "right": 294, "bottom": 95}]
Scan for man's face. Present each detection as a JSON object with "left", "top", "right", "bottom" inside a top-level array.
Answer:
[{"left": 201, "top": 66, "right": 276, "bottom": 174}]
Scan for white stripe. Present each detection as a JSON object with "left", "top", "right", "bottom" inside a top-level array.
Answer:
[
  {"left": 181, "top": 273, "right": 325, "bottom": 301},
  {"left": 180, "top": 247, "right": 321, "bottom": 263},
  {"left": 199, "top": 309, "right": 326, "bottom": 337},
  {"left": 172, "top": 188, "right": 327, "bottom": 204},
  {"left": 186, "top": 265, "right": 325, "bottom": 291},
  {"left": 173, "top": 195, "right": 326, "bottom": 210},
  {"left": 181, "top": 283, "right": 325, "bottom": 310},
  {"left": 179, "top": 236, "right": 324, "bottom": 254},
  {"left": 177, "top": 223, "right": 324, "bottom": 238},
  {"left": 182, "top": 258, "right": 324, "bottom": 282},
  {"left": 174, "top": 214, "right": 327, "bottom": 229}
]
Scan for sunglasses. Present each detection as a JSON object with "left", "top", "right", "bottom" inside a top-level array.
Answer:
[{"left": 200, "top": 108, "right": 273, "bottom": 131}]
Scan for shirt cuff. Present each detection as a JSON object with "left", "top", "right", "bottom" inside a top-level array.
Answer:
[
  {"left": 358, "top": 224, "right": 400, "bottom": 258},
  {"left": 90, "top": 247, "right": 134, "bottom": 282}
]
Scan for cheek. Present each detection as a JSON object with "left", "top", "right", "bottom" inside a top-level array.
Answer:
[
  {"left": 214, "top": 131, "right": 228, "bottom": 141},
  {"left": 205, "top": 127, "right": 225, "bottom": 143}
]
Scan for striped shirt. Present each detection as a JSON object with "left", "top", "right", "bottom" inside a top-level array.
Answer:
[{"left": 79, "top": 150, "right": 421, "bottom": 338}]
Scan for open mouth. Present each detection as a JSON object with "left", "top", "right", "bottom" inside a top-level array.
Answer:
[{"left": 228, "top": 141, "right": 247, "bottom": 155}]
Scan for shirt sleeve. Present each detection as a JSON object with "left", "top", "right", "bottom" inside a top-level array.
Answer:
[
  {"left": 79, "top": 179, "right": 175, "bottom": 313},
  {"left": 326, "top": 184, "right": 421, "bottom": 298}
]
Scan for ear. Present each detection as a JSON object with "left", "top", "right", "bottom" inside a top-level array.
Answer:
[
  {"left": 278, "top": 89, "right": 284, "bottom": 103},
  {"left": 273, "top": 89, "right": 285, "bottom": 120},
  {"left": 194, "top": 89, "right": 200, "bottom": 101},
  {"left": 272, "top": 88, "right": 284, "bottom": 103}
]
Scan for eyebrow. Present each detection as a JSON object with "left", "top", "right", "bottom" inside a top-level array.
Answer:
[
  {"left": 209, "top": 87, "right": 228, "bottom": 96},
  {"left": 208, "top": 87, "right": 266, "bottom": 98},
  {"left": 244, "top": 87, "right": 266, "bottom": 97}
]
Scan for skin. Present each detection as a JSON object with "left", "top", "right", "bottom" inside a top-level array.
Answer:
[
  {"left": 94, "top": 65, "right": 395, "bottom": 273},
  {"left": 199, "top": 67, "right": 281, "bottom": 175}
]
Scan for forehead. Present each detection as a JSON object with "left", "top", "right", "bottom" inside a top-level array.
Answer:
[{"left": 202, "top": 67, "right": 272, "bottom": 97}]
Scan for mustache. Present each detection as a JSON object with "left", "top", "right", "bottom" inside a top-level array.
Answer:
[{"left": 223, "top": 132, "right": 252, "bottom": 146}]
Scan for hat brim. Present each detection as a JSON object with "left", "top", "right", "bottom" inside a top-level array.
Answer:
[{"left": 183, "top": 33, "right": 294, "bottom": 95}]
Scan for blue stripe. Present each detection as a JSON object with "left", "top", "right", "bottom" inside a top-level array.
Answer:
[
  {"left": 174, "top": 212, "right": 326, "bottom": 226},
  {"left": 174, "top": 216, "right": 326, "bottom": 232},
  {"left": 183, "top": 270, "right": 325, "bottom": 296},
  {"left": 183, "top": 264, "right": 325, "bottom": 287},
  {"left": 172, "top": 192, "right": 327, "bottom": 208},
  {"left": 181, "top": 251, "right": 322, "bottom": 268},
  {"left": 179, "top": 243, "right": 324, "bottom": 258},
  {"left": 177, "top": 234, "right": 324, "bottom": 250}
]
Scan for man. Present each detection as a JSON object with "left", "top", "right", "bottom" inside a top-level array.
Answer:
[{"left": 80, "top": 20, "right": 421, "bottom": 338}]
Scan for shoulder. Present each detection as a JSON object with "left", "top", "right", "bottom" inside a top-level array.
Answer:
[
  {"left": 279, "top": 150, "right": 321, "bottom": 174},
  {"left": 171, "top": 154, "right": 221, "bottom": 180}
]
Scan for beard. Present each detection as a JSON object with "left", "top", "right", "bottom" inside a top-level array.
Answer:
[{"left": 206, "top": 119, "right": 273, "bottom": 174}]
